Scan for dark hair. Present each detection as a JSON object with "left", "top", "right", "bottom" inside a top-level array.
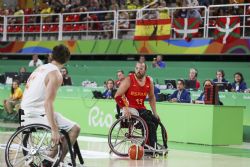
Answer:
[
  {"left": 216, "top": 69, "right": 225, "bottom": 78},
  {"left": 106, "top": 79, "right": 114, "bottom": 85},
  {"left": 203, "top": 79, "right": 213, "bottom": 87},
  {"left": 11, "top": 80, "right": 20, "bottom": 95},
  {"left": 117, "top": 70, "right": 124, "bottom": 74},
  {"left": 128, "top": 71, "right": 135, "bottom": 74},
  {"left": 52, "top": 44, "right": 71, "bottom": 64},
  {"left": 61, "top": 67, "right": 68, "bottom": 74},
  {"left": 234, "top": 72, "right": 244, "bottom": 83},
  {"left": 177, "top": 79, "right": 185, "bottom": 86}
]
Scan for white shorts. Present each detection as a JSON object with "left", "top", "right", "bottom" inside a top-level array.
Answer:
[{"left": 21, "top": 112, "right": 76, "bottom": 132}]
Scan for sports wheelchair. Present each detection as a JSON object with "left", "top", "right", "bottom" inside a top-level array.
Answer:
[
  {"left": 5, "top": 110, "right": 84, "bottom": 167},
  {"left": 108, "top": 109, "right": 168, "bottom": 158}
]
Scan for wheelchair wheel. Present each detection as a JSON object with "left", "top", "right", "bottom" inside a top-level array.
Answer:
[
  {"left": 108, "top": 115, "right": 148, "bottom": 157},
  {"left": 5, "top": 124, "right": 63, "bottom": 167},
  {"left": 156, "top": 121, "right": 168, "bottom": 150}
]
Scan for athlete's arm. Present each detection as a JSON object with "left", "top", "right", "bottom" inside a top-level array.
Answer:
[
  {"left": 114, "top": 77, "right": 130, "bottom": 118},
  {"left": 44, "top": 71, "right": 62, "bottom": 145},
  {"left": 148, "top": 81, "right": 159, "bottom": 119}
]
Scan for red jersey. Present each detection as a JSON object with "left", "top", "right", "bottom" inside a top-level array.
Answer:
[{"left": 125, "top": 74, "right": 151, "bottom": 110}]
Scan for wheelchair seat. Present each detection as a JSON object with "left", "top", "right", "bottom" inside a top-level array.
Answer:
[{"left": 5, "top": 109, "right": 84, "bottom": 167}]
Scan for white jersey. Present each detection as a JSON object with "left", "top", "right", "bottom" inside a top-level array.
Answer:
[{"left": 21, "top": 63, "right": 61, "bottom": 116}]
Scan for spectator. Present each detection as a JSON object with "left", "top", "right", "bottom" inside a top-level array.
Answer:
[
  {"left": 169, "top": 79, "right": 191, "bottom": 103},
  {"left": 127, "top": 0, "right": 140, "bottom": 10},
  {"left": 231, "top": 72, "right": 247, "bottom": 92},
  {"left": 187, "top": 9, "right": 202, "bottom": 21},
  {"left": 213, "top": 69, "right": 229, "bottom": 83},
  {"left": 198, "top": 0, "right": 210, "bottom": 6},
  {"left": 115, "top": 70, "right": 125, "bottom": 88},
  {"left": 61, "top": 67, "right": 72, "bottom": 86},
  {"left": 19, "top": 67, "right": 27, "bottom": 73},
  {"left": 3, "top": 80, "right": 23, "bottom": 114},
  {"left": 194, "top": 79, "right": 213, "bottom": 104},
  {"left": 175, "top": 9, "right": 188, "bottom": 18},
  {"left": 152, "top": 55, "right": 166, "bottom": 68},
  {"left": 158, "top": 1, "right": 170, "bottom": 19},
  {"left": 44, "top": 53, "right": 53, "bottom": 64},
  {"left": 154, "top": 84, "right": 160, "bottom": 101},
  {"left": 28, "top": 54, "right": 43, "bottom": 67},
  {"left": 103, "top": 79, "right": 116, "bottom": 99},
  {"left": 188, "top": 68, "right": 200, "bottom": 89},
  {"left": 139, "top": 55, "right": 146, "bottom": 63},
  {"left": 89, "top": 0, "right": 101, "bottom": 11},
  {"left": 14, "top": 6, "right": 24, "bottom": 16},
  {"left": 118, "top": 5, "right": 129, "bottom": 29},
  {"left": 18, "top": 67, "right": 29, "bottom": 84}
]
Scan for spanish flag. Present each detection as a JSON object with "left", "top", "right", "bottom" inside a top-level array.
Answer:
[{"left": 134, "top": 19, "right": 171, "bottom": 40}]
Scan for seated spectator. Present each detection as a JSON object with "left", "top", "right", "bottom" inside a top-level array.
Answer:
[
  {"left": 3, "top": 80, "right": 23, "bottom": 114},
  {"left": 19, "top": 67, "right": 27, "bottom": 73},
  {"left": 194, "top": 79, "right": 213, "bottom": 104},
  {"left": 231, "top": 72, "right": 247, "bottom": 92},
  {"left": 154, "top": 84, "right": 160, "bottom": 101},
  {"left": 158, "top": 1, "right": 170, "bottom": 19},
  {"left": 14, "top": 6, "right": 24, "bottom": 16},
  {"left": 152, "top": 55, "right": 166, "bottom": 68},
  {"left": 198, "top": 0, "right": 210, "bottom": 7},
  {"left": 213, "top": 69, "right": 229, "bottom": 83},
  {"left": 118, "top": 5, "right": 129, "bottom": 29},
  {"left": 139, "top": 55, "right": 146, "bottom": 63},
  {"left": 115, "top": 70, "right": 125, "bottom": 88},
  {"left": 127, "top": 0, "right": 140, "bottom": 10},
  {"left": 61, "top": 67, "right": 72, "bottom": 86},
  {"left": 103, "top": 79, "right": 116, "bottom": 99},
  {"left": 187, "top": 9, "right": 202, "bottom": 21},
  {"left": 28, "top": 54, "right": 43, "bottom": 67},
  {"left": 169, "top": 79, "right": 191, "bottom": 103},
  {"left": 188, "top": 68, "right": 200, "bottom": 89},
  {"left": 44, "top": 53, "right": 53, "bottom": 64},
  {"left": 18, "top": 66, "right": 29, "bottom": 83}
]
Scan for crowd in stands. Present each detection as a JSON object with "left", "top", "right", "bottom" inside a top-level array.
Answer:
[{"left": 0, "top": 0, "right": 248, "bottom": 38}]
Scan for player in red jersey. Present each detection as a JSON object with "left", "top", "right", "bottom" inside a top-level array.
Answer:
[{"left": 115, "top": 62, "right": 160, "bottom": 148}]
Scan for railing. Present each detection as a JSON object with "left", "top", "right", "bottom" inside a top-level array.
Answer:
[
  {"left": 207, "top": 4, "right": 250, "bottom": 38},
  {"left": 0, "top": 3, "right": 249, "bottom": 41},
  {"left": 167, "top": 6, "right": 207, "bottom": 39},
  {"left": 3, "top": 11, "right": 116, "bottom": 41},
  {"left": 5, "top": 13, "right": 61, "bottom": 41},
  {"left": 0, "top": 16, "right": 4, "bottom": 41},
  {"left": 116, "top": 9, "right": 139, "bottom": 39},
  {"left": 61, "top": 11, "right": 116, "bottom": 40}
]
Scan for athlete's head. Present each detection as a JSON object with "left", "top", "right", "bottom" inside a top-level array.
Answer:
[
  {"left": 52, "top": 44, "right": 71, "bottom": 64},
  {"left": 135, "top": 62, "right": 147, "bottom": 79}
]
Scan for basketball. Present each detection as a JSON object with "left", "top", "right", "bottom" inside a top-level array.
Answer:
[{"left": 128, "top": 144, "right": 144, "bottom": 160}]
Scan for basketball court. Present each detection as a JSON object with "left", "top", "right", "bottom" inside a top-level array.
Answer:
[{"left": 0, "top": 131, "right": 250, "bottom": 167}]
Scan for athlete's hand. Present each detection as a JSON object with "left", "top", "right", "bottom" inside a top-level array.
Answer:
[
  {"left": 170, "top": 98, "right": 177, "bottom": 102},
  {"left": 123, "top": 107, "right": 131, "bottom": 119},
  {"left": 154, "top": 113, "right": 160, "bottom": 121},
  {"left": 51, "top": 130, "right": 61, "bottom": 147}
]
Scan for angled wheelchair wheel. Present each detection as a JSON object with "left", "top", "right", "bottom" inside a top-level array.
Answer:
[
  {"left": 156, "top": 121, "right": 168, "bottom": 150},
  {"left": 108, "top": 115, "right": 148, "bottom": 157},
  {"left": 5, "top": 124, "right": 62, "bottom": 167}
]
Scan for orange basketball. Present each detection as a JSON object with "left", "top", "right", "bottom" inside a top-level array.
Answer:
[{"left": 128, "top": 144, "right": 144, "bottom": 160}]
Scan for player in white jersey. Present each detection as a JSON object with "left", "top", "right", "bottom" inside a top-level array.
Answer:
[{"left": 21, "top": 44, "right": 80, "bottom": 163}]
